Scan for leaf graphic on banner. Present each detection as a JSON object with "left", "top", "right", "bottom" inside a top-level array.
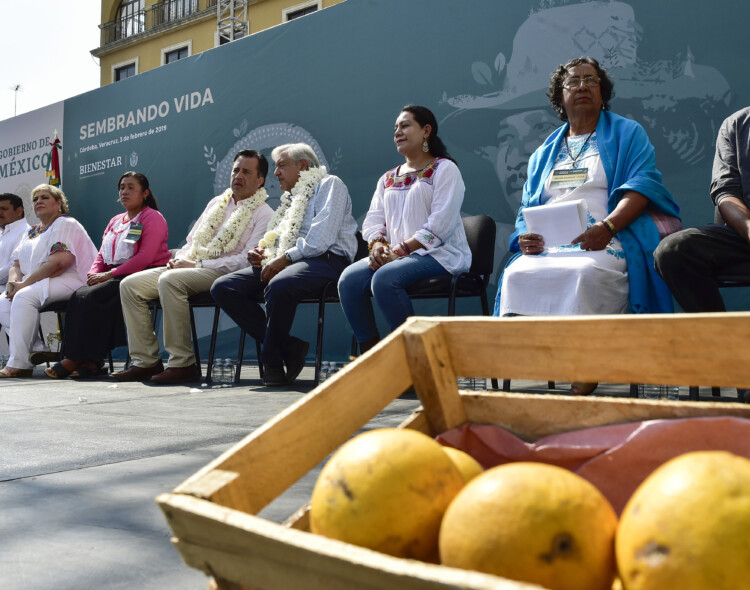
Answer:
[
  {"left": 471, "top": 61, "right": 493, "bottom": 86},
  {"left": 329, "top": 147, "right": 343, "bottom": 171},
  {"left": 494, "top": 52, "right": 507, "bottom": 75},
  {"left": 233, "top": 119, "right": 248, "bottom": 138},
  {"left": 204, "top": 145, "right": 217, "bottom": 172}
]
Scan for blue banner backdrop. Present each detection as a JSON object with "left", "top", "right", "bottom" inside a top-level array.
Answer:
[{"left": 60, "top": 0, "right": 750, "bottom": 360}]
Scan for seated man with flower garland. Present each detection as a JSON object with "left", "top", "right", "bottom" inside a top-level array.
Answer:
[
  {"left": 211, "top": 143, "right": 358, "bottom": 386},
  {"left": 111, "top": 150, "right": 274, "bottom": 384}
]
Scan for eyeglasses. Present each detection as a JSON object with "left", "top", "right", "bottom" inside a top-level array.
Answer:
[{"left": 562, "top": 75, "right": 600, "bottom": 90}]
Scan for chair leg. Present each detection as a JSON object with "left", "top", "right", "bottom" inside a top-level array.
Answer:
[
  {"left": 205, "top": 307, "right": 221, "bottom": 384},
  {"left": 236, "top": 330, "right": 247, "bottom": 383},
  {"left": 350, "top": 335, "right": 358, "bottom": 358},
  {"left": 189, "top": 307, "right": 203, "bottom": 378},
  {"left": 253, "top": 336, "right": 262, "bottom": 382},
  {"left": 107, "top": 351, "right": 114, "bottom": 373},
  {"left": 313, "top": 297, "right": 326, "bottom": 386}
]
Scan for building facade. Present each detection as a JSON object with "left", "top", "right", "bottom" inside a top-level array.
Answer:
[{"left": 92, "top": 0, "right": 346, "bottom": 86}]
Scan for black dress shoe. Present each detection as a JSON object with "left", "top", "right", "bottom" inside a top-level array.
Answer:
[
  {"left": 283, "top": 337, "right": 309, "bottom": 385},
  {"left": 110, "top": 361, "right": 164, "bottom": 382},
  {"left": 262, "top": 365, "right": 288, "bottom": 386}
]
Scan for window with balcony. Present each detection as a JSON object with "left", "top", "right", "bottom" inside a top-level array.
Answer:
[
  {"left": 166, "top": 0, "right": 199, "bottom": 21},
  {"left": 116, "top": 0, "right": 145, "bottom": 40}
]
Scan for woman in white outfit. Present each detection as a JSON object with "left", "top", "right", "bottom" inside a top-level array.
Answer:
[
  {"left": 494, "top": 57, "right": 681, "bottom": 395},
  {"left": 0, "top": 184, "right": 97, "bottom": 377}
]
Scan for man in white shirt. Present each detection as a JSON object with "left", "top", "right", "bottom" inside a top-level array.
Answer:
[
  {"left": 111, "top": 150, "right": 274, "bottom": 384},
  {"left": 0, "top": 193, "right": 30, "bottom": 357},
  {"left": 0, "top": 194, "right": 29, "bottom": 286},
  {"left": 211, "top": 143, "right": 358, "bottom": 386}
]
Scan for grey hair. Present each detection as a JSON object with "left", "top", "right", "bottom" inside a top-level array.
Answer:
[{"left": 271, "top": 143, "right": 321, "bottom": 168}]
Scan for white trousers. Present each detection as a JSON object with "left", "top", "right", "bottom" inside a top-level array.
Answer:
[{"left": 0, "top": 275, "right": 82, "bottom": 369}]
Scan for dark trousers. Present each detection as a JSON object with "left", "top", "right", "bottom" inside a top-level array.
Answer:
[
  {"left": 210, "top": 253, "right": 349, "bottom": 367},
  {"left": 654, "top": 224, "right": 750, "bottom": 312},
  {"left": 61, "top": 277, "right": 126, "bottom": 361}
]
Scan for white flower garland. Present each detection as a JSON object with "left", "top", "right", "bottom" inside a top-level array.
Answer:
[
  {"left": 260, "top": 166, "right": 327, "bottom": 265},
  {"left": 185, "top": 187, "right": 268, "bottom": 261}
]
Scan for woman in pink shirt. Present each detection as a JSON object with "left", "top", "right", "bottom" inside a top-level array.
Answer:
[{"left": 44, "top": 172, "right": 171, "bottom": 378}]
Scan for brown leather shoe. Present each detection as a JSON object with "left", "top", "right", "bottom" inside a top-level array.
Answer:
[
  {"left": 110, "top": 361, "right": 165, "bottom": 382},
  {"left": 150, "top": 364, "right": 200, "bottom": 384}
]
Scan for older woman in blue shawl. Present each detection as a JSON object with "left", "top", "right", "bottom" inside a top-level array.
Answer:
[{"left": 494, "top": 57, "right": 680, "bottom": 395}]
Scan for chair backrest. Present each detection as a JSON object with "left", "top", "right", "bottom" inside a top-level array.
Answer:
[
  {"left": 462, "top": 214, "right": 496, "bottom": 277},
  {"left": 353, "top": 231, "right": 369, "bottom": 262}
]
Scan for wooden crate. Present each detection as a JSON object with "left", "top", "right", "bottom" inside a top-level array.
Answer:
[{"left": 158, "top": 314, "right": 750, "bottom": 590}]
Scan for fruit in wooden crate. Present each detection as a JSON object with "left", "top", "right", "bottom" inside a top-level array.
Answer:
[
  {"left": 616, "top": 451, "right": 750, "bottom": 590},
  {"left": 442, "top": 446, "right": 484, "bottom": 483},
  {"left": 310, "top": 428, "right": 465, "bottom": 561},
  {"left": 439, "top": 462, "right": 618, "bottom": 590}
]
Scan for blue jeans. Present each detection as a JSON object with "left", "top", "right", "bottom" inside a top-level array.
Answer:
[
  {"left": 337, "top": 254, "right": 450, "bottom": 343},
  {"left": 211, "top": 253, "right": 349, "bottom": 367}
]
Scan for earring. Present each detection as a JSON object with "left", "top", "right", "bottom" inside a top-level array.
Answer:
[{"left": 422, "top": 139, "right": 429, "bottom": 153}]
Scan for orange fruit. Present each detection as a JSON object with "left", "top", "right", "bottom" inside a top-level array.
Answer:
[
  {"left": 442, "top": 446, "right": 484, "bottom": 483},
  {"left": 309, "top": 428, "right": 464, "bottom": 560},
  {"left": 616, "top": 451, "right": 750, "bottom": 590},
  {"left": 439, "top": 462, "right": 618, "bottom": 590}
]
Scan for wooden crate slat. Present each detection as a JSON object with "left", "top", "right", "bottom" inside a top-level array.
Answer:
[
  {"left": 433, "top": 314, "right": 750, "bottom": 388},
  {"left": 402, "top": 320, "right": 468, "bottom": 434},
  {"left": 173, "top": 330, "right": 413, "bottom": 514},
  {"left": 460, "top": 392, "right": 750, "bottom": 441},
  {"left": 160, "top": 494, "right": 544, "bottom": 590}
]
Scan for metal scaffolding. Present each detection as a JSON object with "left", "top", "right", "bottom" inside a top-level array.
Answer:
[{"left": 217, "top": 0, "right": 248, "bottom": 42}]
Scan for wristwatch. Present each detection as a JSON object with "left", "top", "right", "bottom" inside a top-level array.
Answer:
[{"left": 284, "top": 252, "right": 293, "bottom": 263}]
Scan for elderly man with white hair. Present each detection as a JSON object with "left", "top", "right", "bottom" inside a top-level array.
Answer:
[{"left": 211, "top": 142, "right": 358, "bottom": 386}]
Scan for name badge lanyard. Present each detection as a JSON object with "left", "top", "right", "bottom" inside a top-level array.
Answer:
[{"left": 564, "top": 130, "right": 594, "bottom": 169}]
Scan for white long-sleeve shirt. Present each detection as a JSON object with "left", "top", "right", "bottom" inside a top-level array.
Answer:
[
  {"left": 285, "top": 174, "right": 359, "bottom": 262},
  {"left": 176, "top": 194, "right": 274, "bottom": 274},
  {"left": 363, "top": 158, "right": 471, "bottom": 275},
  {"left": 0, "top": 217, "right": 30, "bottom": 285}
]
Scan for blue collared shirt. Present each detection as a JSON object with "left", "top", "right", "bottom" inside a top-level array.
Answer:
[{"left": 285, "top": 174, "right": 358, "bottom": 262}]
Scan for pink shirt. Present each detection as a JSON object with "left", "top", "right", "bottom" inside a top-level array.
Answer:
[{"left": 89, "top": 206, "right": 171, "bottom": 277}]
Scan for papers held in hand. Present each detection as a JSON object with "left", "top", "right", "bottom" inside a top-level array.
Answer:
[{"left": 522, "top": 199, "right": 588, "bottom": 253}]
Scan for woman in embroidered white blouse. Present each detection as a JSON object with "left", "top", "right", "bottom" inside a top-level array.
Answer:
[
  {"left": 0, "top": 184, "right": 97, "bottom": 378},
  {"left": 338, "top": 105, "right": 471, "bottom": 352}
]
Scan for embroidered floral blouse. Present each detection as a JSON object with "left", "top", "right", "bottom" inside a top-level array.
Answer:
[
  {"left": 11, "top": 215, "right": 98, "bottom": 301},
  {"left": 363, "top": 157, "right": 471, "bottom": 275}
]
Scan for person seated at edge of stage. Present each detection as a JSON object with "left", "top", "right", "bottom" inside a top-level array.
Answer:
[
  {"left": 0, "top": 193, "right": 30, "bottom": 346},
  {"left": 655, "top": 106, "right": 750, "bottom": 313},
  {"left": 43, "top": 172, "right": 171, "bottom": 379},
  {"left": 211, "top": 142, "right": 358, "bottom": 387},
  {"left": 494, "top": 56, "right": 681, "bottom": 395},
  {"left": 110, "top": 150, "right": 273, "bottom": 384},
  {"left": 337, "top": 104, "right": 471, "bottom": 353},
  {"left": 0, "top": 193, "right": 29, "bottom": 286},
  {"left": 0, "top": 185, "right": 97, "bottom": 378}
]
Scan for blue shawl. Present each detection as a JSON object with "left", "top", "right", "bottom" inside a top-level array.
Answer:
[{"left": 493, "top": 110, "right": 680, "bottom": 315}]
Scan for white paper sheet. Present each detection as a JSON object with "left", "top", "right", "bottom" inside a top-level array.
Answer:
[{"left": 522, "top": 199, "right": 588, "bottom": 251}]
